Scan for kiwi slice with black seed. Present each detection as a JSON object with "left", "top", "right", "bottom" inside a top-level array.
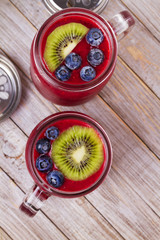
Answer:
[
  {"left": 51, "top": 125, "right": 104, "bottom": 181},
  {"left": 44, "top": 23, "right": 89, "bottom": 72}
]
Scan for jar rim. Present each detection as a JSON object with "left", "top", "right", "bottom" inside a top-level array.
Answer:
[
  {"left": 25, "top": 111, "right": 113, "bottom": 197},
  {"left": 33, "top": 8, "right": 118, "bottom": 91}
]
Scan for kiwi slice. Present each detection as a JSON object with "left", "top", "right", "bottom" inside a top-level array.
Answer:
[
  {"left": 51, "top": 125, "right": 104, "bottom": 181},
  {"left": 44, "top": 23, "right": 89, "bottom": 72}
]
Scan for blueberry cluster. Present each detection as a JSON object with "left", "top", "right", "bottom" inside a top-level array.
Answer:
[
  {"left": 55, "top": 28, "right": 104, "bottom": 82},
  {"left": 35, "top": 126, "right": 64, "bottom": 188}
]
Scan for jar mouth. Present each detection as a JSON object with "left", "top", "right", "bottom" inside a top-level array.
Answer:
[
  {"left": 25, "top": 111, "right": 112, "bottom": 197},
  {"left": 34, "top": 8, "right": 117, "bottom": 91}
]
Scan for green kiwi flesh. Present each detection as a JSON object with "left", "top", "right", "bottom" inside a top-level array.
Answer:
[
  {"left": 51, "top": 125, "right": 104, "bottom": 181},
  {"left": 44, "top": 23, "right": 89, "bottom": 72}
]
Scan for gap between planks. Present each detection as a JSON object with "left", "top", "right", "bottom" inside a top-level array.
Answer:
[
  {"left": 8, "top": 0, "right": 37, "bottom": 30},
  {"left": 9, "top": 0, "right": 160, "bottom": 44},
  {"left": 120, "top": 0, "right": 160, "bottom": 43},
  {"left": 117, "top": 55, "right": 160, "bottom": 101},
  {"left": 0, "top": 227, "right": 14, "bottom": 240},
  {"left": 98, "top": 94, "right": 160, "bottom": 161}
]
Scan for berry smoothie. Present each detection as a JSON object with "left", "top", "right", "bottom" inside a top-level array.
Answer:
[
  {"left": 30, "top": 8, "right": 117, "bottom": 105},
  {"left": 25, "top": 112, "right": 112, "bottom": 198},
  {"left": 41, "top": 15, "right": 112, "bottom": 85},
  {"left": 33, "top": 117, "right": 106, "bottom": 193},
  {"left": 21, "top": 112, "right": 112, "bottom": 216}
]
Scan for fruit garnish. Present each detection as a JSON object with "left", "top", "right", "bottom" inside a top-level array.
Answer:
[
  {"left": 55, "top": 65, "right": 71, "bottom": 81},
  {"left": 36, "top": 138, "right": 51, "bottom": 154},
  {"left": 87, "top": 48, "right": 104, "bottom": 67},
  {"left": 44, "top": 23, "right": 89, "bottom": 72},
  {"left": 46, "top": 126, "right": 60, "bottom": 140},
  {"left": 36, "top": 155, "right": 53, "bottom": 172},
  {"left": 80, "top": 66, "right": 96, "bottom": 81},
  {"left": 65, "top": 53, "right": 82, "bottom": 70},
  {"left": 51, "top": 125, "right": 104, "bottom": 181},
  {"left": 47, "top": 170, "right": 64, "bottom": 188},
  {"left": 86, "top": 28, "right": 104, "bottom": 46}
]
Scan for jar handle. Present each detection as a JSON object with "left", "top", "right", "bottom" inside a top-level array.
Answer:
[
  {"left": 19, "top": 184, "right": 50, "bottom": 217},
  {"left": 109, "top": 10, "right": 135, "bottom": 41}
]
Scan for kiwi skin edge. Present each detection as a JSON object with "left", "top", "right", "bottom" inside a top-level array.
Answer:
[
  {"left": 43, "top": 22, "right": 89, "bottom": 72},
  {"left": 51, "top": 125, "right": 104, "bottom": 181}
]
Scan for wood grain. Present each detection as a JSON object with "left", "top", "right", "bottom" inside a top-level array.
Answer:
[
  {"left": 100, "top": 57, "right": 160, "bottom": 157},
  {"left": 101, "top": 0, "right": 160, "bottom": 98},
  {"left": 0, "top": 0, "right": 35, "bottom": 77},
  {"left": 0, "top": 228, "right": 13, "bottom": 240},
  {"left": 0, "top": 169, "right": 68, "bottom": 240},
  {"left": 120, "top": 0, "right": 160, "bottom": 40}
]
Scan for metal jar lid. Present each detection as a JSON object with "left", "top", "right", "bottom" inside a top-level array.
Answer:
[
  {"left": 43, "top": 0, "right": 109, "bottom": 14},
  {"left": 0, "top": 54, "right": 21, "bottom": 122}
]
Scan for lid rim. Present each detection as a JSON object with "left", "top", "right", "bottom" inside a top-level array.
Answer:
[
  {"left": 0, "top": 54, "right": 21, "bottom": 122},
  {"left": 43, "top": 0, "right": 109, "bottom": 14}
]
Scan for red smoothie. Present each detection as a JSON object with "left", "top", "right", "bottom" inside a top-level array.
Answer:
[
  {"left": 33, "top": 118, "right": 106, "bottom": 193},
  {"left": 30, "top": 8, "right": 117, "bottom": 105},
  {"left": 40, "top": 15, "right": 112, "bottom": 85}
]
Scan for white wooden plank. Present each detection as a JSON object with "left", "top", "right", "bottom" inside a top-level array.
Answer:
[
  {"left": 0, "top": 228, "right": 13, "bottom": 240},
  {"left": 43, "top": 165, "right": 160, "bottom": 240},
  {"left": 0, "top": 169, "right": 68, "bottom": 240},
  {"left": 101, "top": 0, "right": 160, "bottom": 98},
  {"left": 0, "top": 0, "right": 35, "bottom": 77},
  {"left": 10, "top": 0, "right": 50, "bottom": 29},
  {"left": 87, "top": 167, "right": 160, "bottom": 240},
  {"left": 100, "top": 57, "right": 160, "bottom": 158},
  {"left": 121, "top": 0, "right": 160, "bottom": 40}
]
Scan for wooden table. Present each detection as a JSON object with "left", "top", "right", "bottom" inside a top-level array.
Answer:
[{"left": 0, "top": 0, "right": 160, "bottom": 239}]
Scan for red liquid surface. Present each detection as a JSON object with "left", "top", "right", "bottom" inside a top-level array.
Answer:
[
  {"left": 30, "top": 11, "right": 116, "bottom": 105},
  {"left": 41, "top": 15, "right": 111, "bottom": 85},
  {"left": 33, "top": 118, "right": 106, "bottom": 193}
]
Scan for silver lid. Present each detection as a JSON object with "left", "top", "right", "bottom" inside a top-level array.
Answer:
[
  {"left": 43, "top": 0, "right": 109, "bottom": 14},
  {"left": 0, "top": 54, "right": 21, "bottom": 122}
]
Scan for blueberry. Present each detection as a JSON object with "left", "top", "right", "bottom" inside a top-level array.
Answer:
[
  {"left": 65, "top": 53, "right": 82, "bottom": 70},
  {"left": 55, "top": 65, "right": 71, "bottom": 81},
  {"left": 87, "top": 48, "right": 104, "bottom": 67},
  {"left": 36, "top": 138, "right": 51, "bottom": 154},
  {"left": 45, "top": 126, "right": 59, "bottom": 140},
  {"left": 47, "top": 170, "right": 64, "bottom": 188},
  {"left": 86, "top": 28, "right": 104, "bottom": 46},
  {"left": 80, "top": 66, "right": 96, "bottom": 81},
  {"left": 36, "top": 155, "right": 53, "bottom": 172}
]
